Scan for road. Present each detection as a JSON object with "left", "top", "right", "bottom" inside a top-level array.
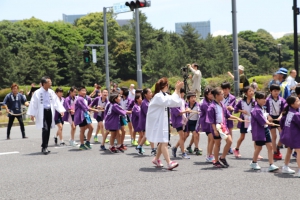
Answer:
[{"left": 0, "top": 123, "right": 299, "bottom": 200}]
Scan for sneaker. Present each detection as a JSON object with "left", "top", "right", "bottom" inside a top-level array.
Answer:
[
  {"left": 120, "top": 144, "right": 127, "bottom": 150},
  {"left": 85, "top": 141, "right": 92, "bottom": 149},
  {"left": 60, "top": 142, "right": 65, "bottom": 146},
  {"left": 292, "top": 151, "right": 297, "bottom": 158},
  {"left": 233, "top": 149, "right": 241, "bottom": 158},
  {"left": 100, "top": 145, "right": 107, "bottom": 151},
  {"left": 74, "top": 141, "right": 78, "bottom": 145},
  {"left": 94, "top": 136, "right": 99, "bottom": 142},
  {"left": 69, "top": 140, "right": 77, "bottom": 147},
  {"left": 172, "top": 147, "right": 177, "bottom": 158},
  {"left": 182, "top": 153, "right": 190, "bottom": 159},
  {"left": 144, "top": 140, "right": 150, "bottom": 146},
  {"left": 132, "top": 140, "right": 138, "bottom": 146},
  {"left": 79, "top": 144, "right": 88, "bottom": 150},
  {"left": 295, "top": 170, "right": 300, "bottom": 178},
  {"left": 152, "top": 158, "right": 164, "bottom": 167},
  {"left": 141, "top": 148, "right": 145, "bottom": 153},
  {"left": 136, "top": 147, "right": 143, "bottom": 155},
  {"left": 117, "top": 146, "right": 124, "bottom": 153},
  {"left": 105, "top": 139, "right": 110, "bottom": 143},
  {"left": 41, "top": 148, "right": 51, "bottom": 155},
  {"left": 250, "top": 162, "right": 261, "bottom": 170},
  {"left": 187, "top": 146, "right": 193, "bottom": 154},
  {"left": 268, "top": 164, "right": 279, "bottom": 172},
  {"left": 273, "top": 152, "right": 282, "bottom": 160},
  {"left": 228, "top": 147, "right": 233, "bottom": 154},
  {"left": 213, "top": 161, "right": 224, "bottom": 168},
  {"left": 54, "top": 137, "right": 58, "bottom": 145},
  {"left": 219, "top": 157, "right": 229, "bottom": 167},
  {"left": 195, "top": 148, "right": 202, "bottom": 155},
  {"left": 206, "top": 155, "right": 215, "bottom": 163},
  {"left": 282, "top": 166, "right": 295, "bottom": 174},
  {"left": 151, "top": 149, "right": 157, "bottom": 156},
  {"left": 167, "top": 161, "right": 179, "bottom": 170},
  {"left": 109, "top": 146, "right": 118, "bottom": 153}
]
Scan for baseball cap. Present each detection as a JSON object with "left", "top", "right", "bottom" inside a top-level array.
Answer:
[
  {"left": 238, "top": 65, "right": 244, "bottom": 71},
  {"left": 276, "top": 67, "right": 288, "bottom": 75}
]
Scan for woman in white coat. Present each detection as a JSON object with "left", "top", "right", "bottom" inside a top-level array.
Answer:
[{"left": 146, "top": 77, "right": 184, "bottom": 170}]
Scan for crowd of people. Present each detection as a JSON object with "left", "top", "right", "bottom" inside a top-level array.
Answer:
[{"left": 2, "top": 66, "right": 300, "bottom": 174}]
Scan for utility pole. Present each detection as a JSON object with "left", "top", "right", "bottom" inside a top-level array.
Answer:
[
  {"left": 103, "top": 7, "right": 111, "bottom": 95},
  {"left": 293, "top": 0, "right": 299, "bottom": 81},
  {"left": 232, "top": 0, "right": 239, "bottom": 97},
  {"left": 135, "top": 8, "right": 143, "bottom": 89}
]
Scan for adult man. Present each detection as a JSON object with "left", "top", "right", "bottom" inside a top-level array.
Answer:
[
  {"left": 276, "top": 67, "right": 290, "bottom": 99},
  {"left": 27, "top": 76, "right": 65, "bottom": 155},
  {"left": 128, "top": 84, "right": 136, "bottom": 100},
  {"left": 227, "top": 65, "right": 249, "bottom": 95},
  {"left": 268, "top": 73, "right": 280, "bottom": 89},
  {"left": 250, "top": 79, "right": 258, "bottom": 92},
  {"left": 286, "top": 69, "right": 297, "bottom": 93},
  {"left": 3, "top": 83, "right": 29, "bottom": 139},
  {"left": 188, "top": 63, "right": 202, "bottom": 101}
]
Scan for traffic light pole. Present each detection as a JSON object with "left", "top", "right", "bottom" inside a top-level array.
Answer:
[
  {"left": 293, "top": 0, "right": 299, "bottom": 82},
  {"left": 231, "top": 0, "right": 240, "bottom": 97},
  {"left": 103, "top": 7, "right": 111, "bottom": 95},
  {"left": 135, "top": 8, "right": 143, "bottom": 89}
]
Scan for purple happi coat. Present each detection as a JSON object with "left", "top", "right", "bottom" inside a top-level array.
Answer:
[
  {"left": 74, "top": 96, "right": 89, "bottom": 126},
  {"left": 280, "top": 107, "right": 300, "bottom": 149},
  {"left": 131, "top": 102, "right": 142, "bottom": 132},
  {"left": 62, "top": 95, "right": 77, "bottom": 122},
  {"left": 89, "top": 96, "right": 108, "bottom": 119},
  {"left": 234, "top": 98, "right": 255, "bottom": 129},
  {"left": 138, "top": 98, "right": 149, "bottom": 131},
  {"left": 104, "top": 102, "right": 126, "bottom": 131},
  {"left": 265, "top": 95, "right": 286, "bottom": 116},
  {"left": 250, "top": 104, "right": 268, "bottom": 141},
  {"left": 222, "top": 93, "right": 236, "bottom": 129},
  {"left": 197, "top": 98, "right": 212, "bottom": 133},
  {"left": 206, "top": 101, "right": 231, "bottom": 136}
]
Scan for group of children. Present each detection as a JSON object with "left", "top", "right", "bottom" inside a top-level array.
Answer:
[{"left": 51, "top": 81, "right": 300, "bottom": 175}]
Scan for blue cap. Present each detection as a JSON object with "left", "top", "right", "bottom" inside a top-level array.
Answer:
[{"left": 276, "top": 67, "right": 288, "bottom": 75}]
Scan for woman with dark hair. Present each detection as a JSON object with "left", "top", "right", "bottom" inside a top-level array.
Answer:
[
  {"left": 54, "top": 87, "right": 65, "bottom": 146},
  {"left": 146, "top": 77, "right": 184, "bottom": 170}
]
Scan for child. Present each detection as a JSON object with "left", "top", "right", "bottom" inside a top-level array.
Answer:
[
  {"left": 105, "top": 92, "right": 130, "bottom": 153},
  {"left": 131, "top": 93, "right": 143, "bottom": 146},
  {"left": 292, "top": 86, "right": 300, "bottom": 158},
  {"left": 54, "top": 88, "right": 65, "bottom": 146},
  {"left": 89, "top": 89, "right": 109, "bottom": 150},
  {"left": 63, "top": 87, "right": 78, "bottom": 147},
  {"left": 198, "top": 87, "right": 215, "bottom": 162},
  {"left": 233, "top": 86, "right": 255, "bottom": 158},
  {"left": 146, "top": 78, "right": 184, "bottom": 170},
  {"left": 265, "top": 84, "right": 286, "bottom": 160},
  {"left": 249, "top": 92, "right": 279, "bottom": 172},
  {"left": 221, "top": 82, "right": 236, "bottom": 154},
  {"left": 206, "top": 87, "right": 242, "bottom": 168},
  {"left": 280, "top": 95, "right": 300, "bottom": 176},
  {"left": 171, "top": 88, "right": 190, "bottom": 159},
  {"left": 185, "top": 91, "right": 201, "bottom": 155},
  {"left": 74, "top": 86, "right": 98, "bottom": 150},
  {"left": 119, "top": 87, "right": 133, "bottom": 150},
  {"left": 136, "top": 88, "right": 155, "bottom": 155}
]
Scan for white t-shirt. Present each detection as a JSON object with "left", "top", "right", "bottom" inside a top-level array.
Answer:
[
  {"left": 287, "top": 76, "right": 297, "bottom": 92},
  {"left": 128, "top": 89, "right": 136, "bottom": 100},
  {"left": 216, "top": 104, "right": 223, "bottom": 124}
]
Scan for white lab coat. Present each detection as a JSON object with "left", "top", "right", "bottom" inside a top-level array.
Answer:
[
  {"left": 27, "top": 87, "right": 66, "bottom": 129},
  {"left": 146, "top": 91, "right": 182, "bottom": 143}
]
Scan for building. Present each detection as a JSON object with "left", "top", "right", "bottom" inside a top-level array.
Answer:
[
  {"left": 62, "top": 13, "right": 130, "bottom": 26},
  {"left": 175, "top": 21, "right": 211, "bottom": 39}
]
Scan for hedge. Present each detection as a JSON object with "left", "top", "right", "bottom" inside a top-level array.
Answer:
[
  {"left": 0, "top": 86, "right": 95, "bottom": 102},
  {"left": 118, "top": 79, "right": 138, "bottom": 89}
]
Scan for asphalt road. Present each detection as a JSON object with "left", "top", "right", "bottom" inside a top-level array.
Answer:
[{"left": 0, "top": 122, "right": 299, "bottom": 200}]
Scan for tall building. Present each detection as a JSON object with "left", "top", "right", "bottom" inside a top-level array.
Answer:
[
  {"left": 62, "top": 13, "right": 130, "bottom": 26},
  {"left": 175, "top": 21, "right": 211, "bottom": 39}
]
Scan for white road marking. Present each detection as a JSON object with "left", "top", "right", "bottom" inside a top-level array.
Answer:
[{"left": 0, "top": 151, "right": 20, "bottom": 155}]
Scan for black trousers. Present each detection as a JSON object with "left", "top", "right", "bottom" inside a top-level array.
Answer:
[
  {"left": 42, "top": 109, "right": 52, "bottom": 148},
  {"left": 7, "top": 115, "right": 25, "bottom": 138}
]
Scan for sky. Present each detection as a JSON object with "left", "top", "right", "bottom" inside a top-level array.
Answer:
[{"left": 0, "top": 0, "right": 298, "bottom": 39}]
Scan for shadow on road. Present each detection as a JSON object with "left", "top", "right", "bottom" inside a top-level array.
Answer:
[
  {"left": 23, "top": 152, "right": 58, "bottom": 156},
  {"left": 139, "top": 167, "right": 175, "bottom": 172},
  {"left": 193, "top": 162, "right": 212, "bottom": 166}
]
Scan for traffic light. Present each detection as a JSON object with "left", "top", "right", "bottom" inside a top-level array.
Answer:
[
  {"left": 125, "top": 0, "right": 151, "bottom": 11},
  {"left": 82, "top": 50, "right": 91, "bottom": 63}
]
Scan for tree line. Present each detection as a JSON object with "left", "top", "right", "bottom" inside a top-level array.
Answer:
[{"left": 0, "top": 11, "right": 297, "bottom": 89}]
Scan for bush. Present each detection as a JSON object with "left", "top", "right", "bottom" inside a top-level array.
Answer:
[
  {"left": 118, "top": 79, "right": 138, "bottom": 89},
  {"left": 0, "top": 86, "right": 95, "bottom": 102}
]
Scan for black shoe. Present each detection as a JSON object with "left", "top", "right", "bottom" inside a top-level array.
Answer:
[
  {"left": 7, "top": 137, "right": 10, "bottom": 140},
  {"left": 219, "top": 157, "right": 229, "bottom": 168},
  {"left": 41, "top": 148, "right": 51, "bottom": 155},
  {"left": 22, "top": 136, "right": 28, "bottom": 139},
  {"left": 54, "top": 137, "right": 58, "bottom": 145},
  {"left": 60, "top": 142, "right": 65, "bottom": 146}
]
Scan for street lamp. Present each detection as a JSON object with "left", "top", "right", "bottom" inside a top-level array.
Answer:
[{"left": 277, "top": 43, "right": 282, "bottom": 68}]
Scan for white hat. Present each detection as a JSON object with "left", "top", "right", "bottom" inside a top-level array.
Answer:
[{"left": 238, "top": 65, "right": 244, "bottom": 71}]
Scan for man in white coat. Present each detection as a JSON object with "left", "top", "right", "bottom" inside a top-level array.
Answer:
[
  {"left": 27, "top": 76, "right": 65, "bottom": 155},
  {"left": 188, "top": 63, "right": 202, "bottom": 102}
]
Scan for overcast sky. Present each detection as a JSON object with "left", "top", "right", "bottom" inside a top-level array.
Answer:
[{"left": 0, "top": 0, "right": 297, "bottom": 38}]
